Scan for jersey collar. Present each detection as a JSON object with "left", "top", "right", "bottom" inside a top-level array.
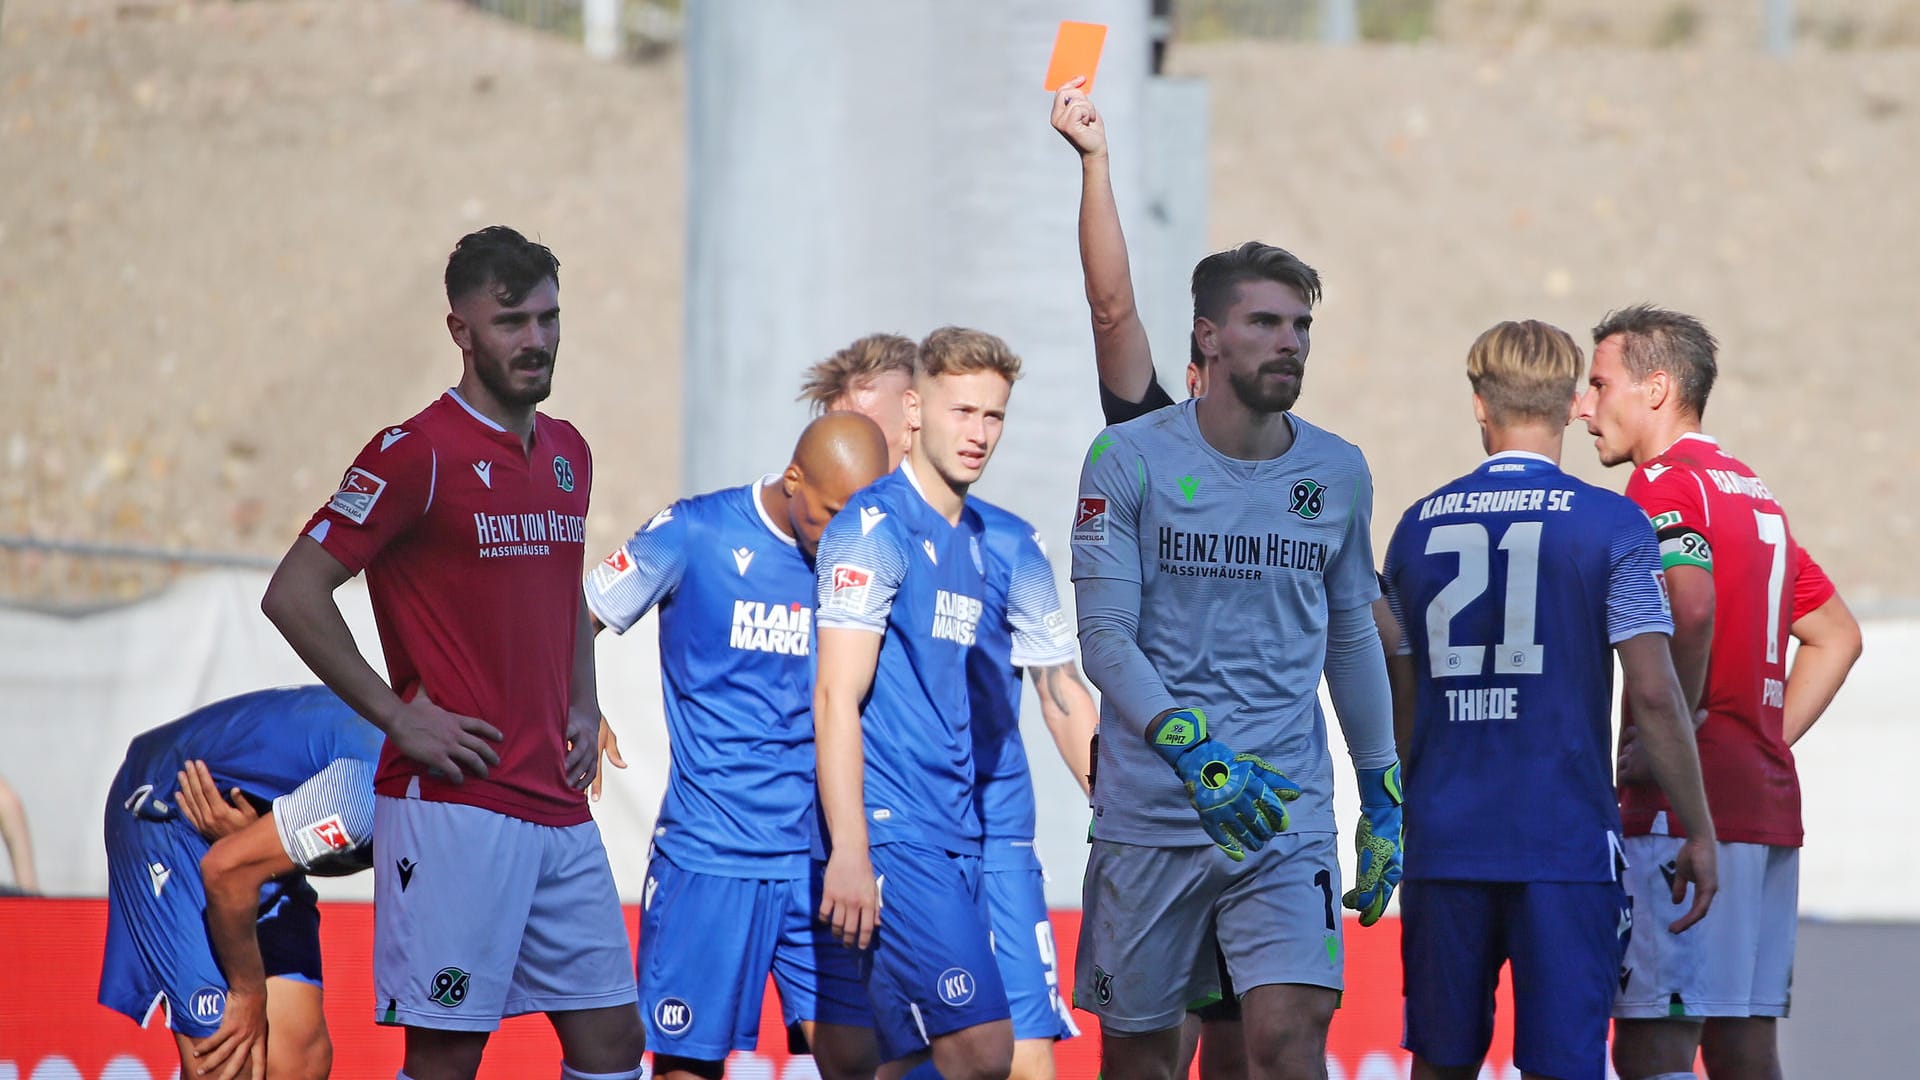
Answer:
[
  {"left": 751, "top": 474, "right": 798, "bottom": 547},
  {"left": 1481, "top": 450, "right": 1557, "bottom": 466},
  {"left": 444, "top": 388, "right": 506, "bottom": 432},
  {"left": 1658, "top": 431, "right": 1719, "bottom": 457}
]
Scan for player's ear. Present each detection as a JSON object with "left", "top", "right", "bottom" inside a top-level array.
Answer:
[
  {"left": 1193, "top": 317, "right": 1218, "bottom": 362},
  {"left": 1470, "top": 392, "right": 1489, "bottom": 430},
  {"left": 782, "top": 463, "right": 803, "bottom": 495},
  {"left": 903, "top": 386, "right": 923, "bottom": 434},
  {"left": 1645, "top": 369, "right": 1673, "bottom": 412},
  {"left": 446, "top": 311, "right": 471, "bottom": 353}
]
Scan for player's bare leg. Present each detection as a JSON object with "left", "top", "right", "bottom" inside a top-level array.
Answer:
[
  {"left": 172, "top": 976, "right": 331, "bottom": 1080},
  {"left": 1612, "top": 1017, "right": 1704, "bottom": 1080},
  {"left": 879, "top": 1018, "right": 1014, "bottom": 1080},
  {"left": 650, "top": 1056, "right": 723, "bottom": 1080},
  {"left": 1009, "top": 1036, "right": 1056, "bottom": 1080},
  {"left": 803, "top": 1020, "right": 882, "bottom": 1080},
  {"left": 550, "top": 1004, "right": 648, "bottom": 1077},
  {"left": 1199, "top": 1018, "right": 1249, "bottom": 1080},
  {"left": 1238, "top": 984, "right": 1337, "bottom": 1080},
  {"left": 1098, "top": 1025, "right": 1184, "bottom": 1080},
  {"left": 401, "top": 1027, "right": 490, "bottom": 1080},
  {"left": 1699, "top": 1017, "right": 1782, "bottom": 1080}
]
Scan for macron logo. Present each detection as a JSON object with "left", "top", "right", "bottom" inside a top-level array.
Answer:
[
  {"left": 860, "top": 507, "right": 887, "bottom": 535},
  {"left": 473, "top": 461, "right": 493, "bottom": 488},
  {"left": 380, "top": 428, "right": 409, "bottom": 451},
  {"left": 148, "top": 861, "right": 170, "bottom": 898},
  {"left": 1643, "top": 463, "right": 1671, "bottom": 483},
  {"left": 923, "top": 539, "right": 938, "bottom": 565},
  {"left": 732, "top": 547, "right": 754, "bottom": 575}
]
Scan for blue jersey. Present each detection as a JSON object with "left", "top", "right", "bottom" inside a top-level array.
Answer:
[
  {"left": 1382, "top": 452, "right": 1672, "bottom": 883},
  {"left": 583, "top": 479, "right": 818, "bottom": 878},
  {"left": 968, "top": 499, "right": 1077, "bottom": 868},
  {"left": 116, "top": 686, "right": 383, "bottom": 819},
  {"left": 814, "top": 465, "right": 989, "bottom": 854}
]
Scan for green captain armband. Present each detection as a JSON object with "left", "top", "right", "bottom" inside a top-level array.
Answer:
[{"left": 1658, "top": 530, "right": 1713, "bottom": 572}]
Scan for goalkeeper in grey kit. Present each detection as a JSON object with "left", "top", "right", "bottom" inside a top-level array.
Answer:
[{"left": 1067, "top": 239, "right": 1403, "bottom": 1080}]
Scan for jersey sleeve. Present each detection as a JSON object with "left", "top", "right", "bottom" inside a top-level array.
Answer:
[
  {"left": 1380, "top": 519, "right": 1413, "bottom": 657},
  {"left": 1325, "top": 456, "right": 1384, "bottom": 611},
  {"left": 271, "top": 757, "right": 375, "bottom": 877},
  {"left": 1005, "top": 526, "right": 1077, "bottom": 669},
  {"left": 1098, "top": 372, "right": 1177, "bottom": 426},
  {"left": 582, "top": 502, "right": 691, "bottom": 634},
  {"left": 1606, "top": 502, "right": 1677, "bottom": 643},
  {"left": 1791, "top": 542, "right": 1837, "bottom": 620},
  {"left": 814, "top": 501, "right": 908, "bottom": 633},
  {"left": 1070, "top": 427, "right": 1142, "bottom": 585},
  {"left": 1628, "top": 464, "right": 1714, "bottom": 574},
  {"left": 301, "top": 426, "right": 437, "bottom": 574}
]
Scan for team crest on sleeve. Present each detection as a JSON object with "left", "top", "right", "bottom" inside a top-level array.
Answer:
[
  {"left": 552, "top": 455, "right": 575, "bottom": 493},
  {"left": 592, "top": 547, "right": 636, "bottom": 592},
  {"left": 1289, "top": 478, "right": 1326, "bottom": 519},
  {"left": 1073, "top": 496, "right": 1108, "bottom": 546},
  {"left": 327, "top": 467, "right": 387, "bottom": 524},
  {"left": 294, "top": 814, "right": 355, "bottom": 863},
  {"left": 825, "top": 565, "right": 873, "bottom": 615}
]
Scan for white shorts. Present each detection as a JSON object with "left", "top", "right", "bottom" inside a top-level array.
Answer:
[
  {"left": 1615, "top": 835, "right": 1798, "bottom": 1020},
  {"left": 1074, "top": 833, "right": 1343, "bottom": 1034},
  {"left": 373, "top": 795, "right": 638, "bottom": 1031}
]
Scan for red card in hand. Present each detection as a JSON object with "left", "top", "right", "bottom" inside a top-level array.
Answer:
[{"left": 1044, "top": 21, "right": 1108, "bottom": 95}]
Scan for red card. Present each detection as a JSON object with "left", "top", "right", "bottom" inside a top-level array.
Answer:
[{"left": 1044, "top": 21, "right": 1108, "bottom": 94}]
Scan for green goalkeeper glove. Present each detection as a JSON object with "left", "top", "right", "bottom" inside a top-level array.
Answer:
[
  {"left": 1146, "top": 708, "right": 1302, "bottom": 861},
  {"left": 1343, "top": 761, "right": 1404, "bottom": 925}
]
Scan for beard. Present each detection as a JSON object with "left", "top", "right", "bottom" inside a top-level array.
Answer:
[
  {"left": 1225, "top": 360, "right": 1303, "bottom": 415},
  {"left": 473, "top": 342, "right": 556, "bottom": 408}
]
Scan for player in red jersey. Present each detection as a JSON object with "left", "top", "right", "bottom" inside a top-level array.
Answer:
[
  {"left": 1578, "top": 305, "right": 1862, "bottom": 1080},
  {"left": 263, "top": 227, "right": 646, "bottom": 1080}
]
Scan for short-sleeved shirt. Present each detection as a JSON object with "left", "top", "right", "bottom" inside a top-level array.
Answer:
[
  {"left": 1382, "top": 452, "right": 1673, "bottom": 882},
  {"left": 1070, "top": 401, "right": 1382, "bottom": 845},
  {"left": 968, "top": 498, "right": 1078, "bottom": 868},
  {"left": 582, "top": 479, "right": 819, "bottom": 879},
  {"left": 813, "top": 464, "right": 990, "bottom": 855},
  {"left": 301, "top": 389, "right": 593, "bottom": 827},
  {"left": 1619, "top": 433, "right": 1835, "bottom": 847}
]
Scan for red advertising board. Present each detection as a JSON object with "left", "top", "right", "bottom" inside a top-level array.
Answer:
[{"left": 0, "top": 899, "right": 1516, "bottom": 1079}]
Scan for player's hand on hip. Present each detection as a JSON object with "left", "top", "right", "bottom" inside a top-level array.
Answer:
[
  {"left": 1668, "top": 834, "right": 1719, "bottom": 933},
  {"left": 391, "top": 689, "right": 503, "bottom": 784},
  {"left": 819, "top": 847, "right": 880, "bottom": 950},
  {"left": 1342, "top": 762, "right": 1405, "bottom": 926},
  {"left": 589, "top": 715, "right": 627, "bottom": 803},
  {"left": 561, "top": 705, "right": 600, "bottom": 793},
  {"left": 189, "top": 982, "right": 267, "bottom": 1080},
  {"left": 1147, "top": 708, "right": 1301, "bottom": 861},
  {"left": 1050, "top": 76, "right": 1107, "bottom": 158},
  {"left": 174, "top": 759, "right": 260, "bottom": 840}
]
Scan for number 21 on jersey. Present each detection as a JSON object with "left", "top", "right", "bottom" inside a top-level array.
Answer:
[{"left": 1424, "top": 521, "right": 1544, "bottom": 678}]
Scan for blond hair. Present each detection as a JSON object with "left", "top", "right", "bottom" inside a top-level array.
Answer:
[
  {"left": 797, "top": 334, "right": 918, "bottom": 414},
  {"left": 1465, "top": 320, "right": 1584, "bottom": 425},
  {"left": 918, "top": 326, "right": 1022, "bottom": 381}
]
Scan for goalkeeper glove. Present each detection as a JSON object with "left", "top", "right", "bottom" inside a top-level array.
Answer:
[
  {"left": 1343, "top": 761, "right": 1404, "bottom": 925},
  {"left": 1146, "top": 707, "right": 1302, "bottom": 862}
]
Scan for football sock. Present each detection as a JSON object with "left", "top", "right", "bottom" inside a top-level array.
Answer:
[{"left": 560, "top": 1064, "right": 647, "bottom": 1080}]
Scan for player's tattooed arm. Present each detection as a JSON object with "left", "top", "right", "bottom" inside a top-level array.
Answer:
[
  {"left": 1783, "top": 593, "right": 1863, "bottom": 746},
  {"left": 1029, "top": 661, "right": 1099, "bottom": 796},
  {"left": 1051, "top": 75, "right": 1156, "bottom": 403}
]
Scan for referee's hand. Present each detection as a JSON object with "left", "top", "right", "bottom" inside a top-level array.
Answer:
[
  {"left": 389, "top": 690, "right": 503, "bottom": 784},
  {"left": 819, "top": 847, "right": 880, "bottom": 950}
]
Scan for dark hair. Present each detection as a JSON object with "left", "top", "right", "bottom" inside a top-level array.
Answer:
[
  {"left": 444, "top": 226, "right": 560, "bottom": 306},
  {"left": 1191, "top": 241, "right": 1322, "bottom": 329},
  {"left": 1591, "top": 304, "right": 1719, "bottom": 418}
]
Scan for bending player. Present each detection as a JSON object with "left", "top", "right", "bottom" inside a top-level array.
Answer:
[
  {"left": 583, "top": 412, "right": 888, "bottom": 1080},
  {"left": 1382, "top": 320, "right": 1718, "bottom": 1080},
  {"left": 801, "top": 336, "right": 1100, "bottom": 1080},
  {"left": 1054, "top": 79, "right": 1403, "bottom": 1080},
  {"left": 1578, "top": 306, "right": 1862, "bottom": 1080},
  {"left": 99, "top": 685, "right": 382, "bottom": 1080},
  {"left": 264, "top": 227, "right": 646, "bottom": 1080},
  {"left": 813, "top": 328, "right": 1026, "bottom": 1080}
]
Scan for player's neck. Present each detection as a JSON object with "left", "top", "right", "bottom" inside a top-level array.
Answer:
[
  {"left": 1484, "top": 423, "right": 1563, "bottom": 466},
  {"left": 756, "top": 478, "right": 797, "bottom": 542},
  {"left": 905, "top": 451, "right": 967, "bottom": 523},
  {"left": 455, "top": 374, "right": 536, "bottom": 449},
  {"left": 1633, "top": 413, "right": 1704, "bottom": 467},
  {"left": 1194, "top": 395, "right": 1296, "bottom": 461}
]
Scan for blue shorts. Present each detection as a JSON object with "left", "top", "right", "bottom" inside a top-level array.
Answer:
[
  {"left": 981, "top": 866, "right": 1077, "bottom": 1042},
  {"left": 99, "top": 776, "right": 322, "bottom": 1038},
  {"left": 638, "top": 851, "right": 872, "bottom": 1060},
  {"left": 1401, "top": 879, "right": 1629, "bottom": 1080},
  {"left": 858, "top": 843, "right": 1010, "bottom": 1064}
]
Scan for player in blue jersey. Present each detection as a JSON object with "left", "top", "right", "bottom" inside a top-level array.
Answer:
[
  {"left": 813, "top": 327, "right": 1026, "bottom": 1080},
  {"left": 99, "top": 685, "right": 382, "bottom": 1080},
  {"left": 801, "top": 335, "right": 1102, "bottom": 1080},
  {"left": 583, "top": 411, "right": 889, "bottom": 1080},
  {"left": 1380, "top": 320, "right": 1718, "bottom": 1080}
]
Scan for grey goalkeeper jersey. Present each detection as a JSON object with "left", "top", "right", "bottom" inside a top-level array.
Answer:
[{"left": 1070, "top": 401, "right": 1381, "bottom": 845}]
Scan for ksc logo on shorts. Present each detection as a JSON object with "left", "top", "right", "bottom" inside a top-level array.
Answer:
[
  {"left": 936, "top": 967, "right": 976, "bottom": 1007},
  {"left": 655, "top": 997, "right": 694, "bottom": 1035},
  {"left": 430, "top": 966, "right": 470, "bottom": 1008},
  {"left": 188, "top": 985, "right": 226, "bottom": 1024}
]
